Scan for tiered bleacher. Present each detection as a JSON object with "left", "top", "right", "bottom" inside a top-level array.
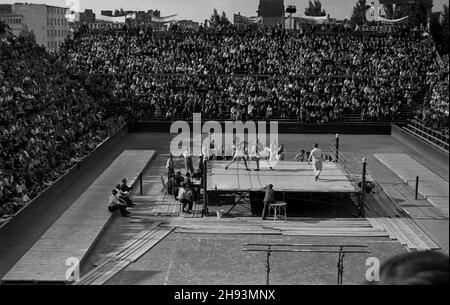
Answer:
[
  {"left": 1, "top": 21, "right": 448, "bottom": 220},
  {"left": 0, "top": 28, "right": 125, "bottom": 220},
  {"left": 61, "top": 24, "right": 437, "bottom": 123},
  {"left": 407, "top": 54, "right": 449, "bottom": 152}
]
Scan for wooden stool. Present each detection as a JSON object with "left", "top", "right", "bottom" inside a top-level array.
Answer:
[{"left": 269, "top": 201, "right": 287, "bottom": 222}]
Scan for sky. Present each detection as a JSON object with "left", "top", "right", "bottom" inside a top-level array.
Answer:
[{"left": 1, "top": 0, "right": 449, "bottom": 22}]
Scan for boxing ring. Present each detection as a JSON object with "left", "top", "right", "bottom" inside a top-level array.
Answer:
[
  {"left": 202, "top": 156, "right": 362, "bottom": 217},
  {"left": 207, "top": 161, "right": 357, "bottom": 193}
]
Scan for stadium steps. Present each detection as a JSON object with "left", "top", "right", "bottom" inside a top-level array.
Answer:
[
  {"left": 412, "top": 85, "right": 429, "bottom": 108},
  {"left": 400, "top": 104, "right": 414, "bottom": 120},
  {"left": 342, "top": 114, "right": 363, "bottom": 123}
]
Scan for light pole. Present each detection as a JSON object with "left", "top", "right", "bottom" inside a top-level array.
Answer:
[{"left": 285, "top": 5, "right": 297, "bottom": 30}]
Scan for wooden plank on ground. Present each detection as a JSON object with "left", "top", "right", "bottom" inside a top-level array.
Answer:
[
  {"left": 75, "top": 224, "right": 174, "bottom": 285},
  {"left": 3, "top": 150, "right": 155, "bottom": 283}
]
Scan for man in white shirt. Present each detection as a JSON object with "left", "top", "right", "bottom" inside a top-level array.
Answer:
[
  {"left": 177, "top": 183, "right": 193, "bottom": 213},
  {"left": 182, "top": 146, "right": 194, "bottom": 175},
  {"left": 108, "top": 189, "right": 129, "bottom": 217},
  {"left": 308, "top": 143, "right": 323, "bottom": 181}
]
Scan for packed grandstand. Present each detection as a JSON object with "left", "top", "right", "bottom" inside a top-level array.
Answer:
[{"left": 0, "top": 22, "right": 449, "bottom": 219}]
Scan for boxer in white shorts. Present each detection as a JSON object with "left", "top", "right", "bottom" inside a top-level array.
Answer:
[
  {"left": 225, "top": 139, "right": 250, "bottom": 171},
  {"left": 308, "top": 143, "right": 323, "bottom": 181}
]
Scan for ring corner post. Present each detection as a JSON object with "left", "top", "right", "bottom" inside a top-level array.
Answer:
[
  {"left": 202, "top": 158, "right": 208, "bottom": 216},
  {"left": 415, "top": 176, "right": 419, "bottom": 200},
  {"left": 139, "top": 173, "right": 143, "bottom": 196},
  {"left": 335, "top": 134, "right": 340, "bottom": 162},
  {"left": 360, "top": 158, "right": 367, "bottom": 218}
]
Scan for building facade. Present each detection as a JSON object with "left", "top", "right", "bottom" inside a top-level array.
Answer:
[{"left": 0, "top": 3, "right": 69, "bottom": 51}]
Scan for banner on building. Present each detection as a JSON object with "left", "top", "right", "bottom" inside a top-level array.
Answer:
[
  {"left": 233, "top": 14, "right": 262, "bottom": 24},
  {"left": 97, "top": 15, "right": 126, "bottom": 23},
  {"left": 296, "top": 15, "right": 328, "bottom": 24},
  {"left": 358, "top": 25, "right": 396, "bottom": 32},
  {"left": 151, "top": 14, "right": 178, "bottom": 23},
  {"left": 87, "top": 23, "right": 124, "bottom": 29}
]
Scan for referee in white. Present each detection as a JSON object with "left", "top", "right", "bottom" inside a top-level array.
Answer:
[{"left": 308, "top": 143, "right": 323, "bottom": 181}]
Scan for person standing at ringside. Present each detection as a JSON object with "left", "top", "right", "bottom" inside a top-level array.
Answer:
[
  {"left": 308, "top": 143, "right": 323, "bottom": 181},
  {"left": 182, "top": 146, "right": 194, "bottom": 175},
  {"left": 261, "top": 184, "right": 276, "bottom": 219},
  {"left": 166, "top": 153, "right": 175, "bottom": 179}
]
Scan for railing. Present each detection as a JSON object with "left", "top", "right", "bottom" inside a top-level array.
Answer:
[{"left": 404, "top": 119, "right": 449, "bottom": 153}]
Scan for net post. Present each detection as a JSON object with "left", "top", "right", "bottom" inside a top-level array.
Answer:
[
  {"left": 335, "top": 134, "right": 340, "bottom": 162},
  {"left": 415, "top": 176, "right": 419, "bottom": 200},
  {"left": 360, "top": 158, "right": 367, "bottom": 218},
  {"left": 203, "top": 158, "right": 208, "bottom": 216},
  {"left": 139, "top": 173, "right": 143, "bottom": 196}
]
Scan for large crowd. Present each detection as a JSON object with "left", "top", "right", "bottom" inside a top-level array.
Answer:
[
  {"left": 1, "top": 23, "right": 448, "bottom": 220},
  {"left": 0, "top": 33, "right": 125, "bottom": 219},
  {"left": 61, "top": 25, "right": 437, "bottom": 122},
  {"left": 415, "top": 55, "right": 449, "bottom": 134}
]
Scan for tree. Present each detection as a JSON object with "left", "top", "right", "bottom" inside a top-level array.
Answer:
[
  {"left": 408, "top": 0, "right": 430, "bottom": 27},
  {"left": 19, "top": 29, "right": 36, "bottom": 44},
  {"left": 386, "top": 0, "right": 431, "bottom": 26},
  {"left": 0, "top": 20, "right": 8, "bottom": 36},
  {"left": 431, "top": 5, "right": 449, "bottom": 55},
  {"left": 350, "top": 0, "right": 369, "bottom": 25},
  {"left": 210, "top": 8, "right": 230, "bottom": 27},
  {"left": 304, "top": 0, "right": 326, "bottom": 17},
  {"left": 442, "top": 5, "right": 449, "bottom": 54},
  {"left": 114, "top": 8, "right": 126, "bottom": 16}
]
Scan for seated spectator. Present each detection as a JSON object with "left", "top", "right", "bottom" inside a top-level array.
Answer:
[
  {"left": 192, "top": 168, "right": 202, "bottom": 180},
  {"left": 174, "top": 171, "right": 184, "bottom": 186},
  {"left": 295, "top": 149, "right": 306, "bottom": 162},
  {"left": 177, "top": 182, "right": 193, "bottom": 213},
  {"left": 108, "top": 189, "right": 129, "bottom": 217},
  {"left": 115, "top": 184, "right": 135, "bottom": 207},
  {"left": 167, "top": 174, "right": 178, "bottom": 196},
  {"left": 120, "top": 178, "right": 132, "bottom": 193}
]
